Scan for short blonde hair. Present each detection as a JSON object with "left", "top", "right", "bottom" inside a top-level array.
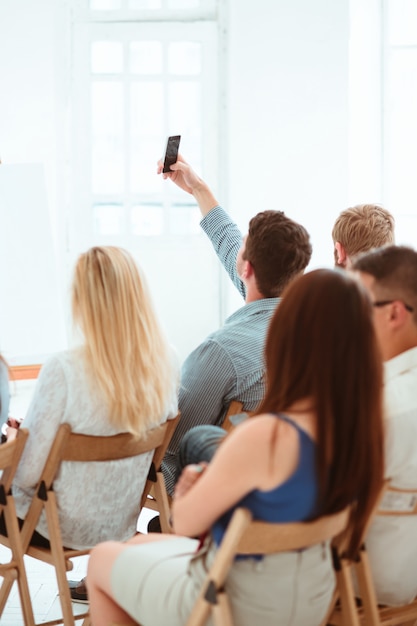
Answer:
[
  {"left": 332, "top": 204, "right": 395, "bottom": 259},
  {"left": 72, "top": 246, "right": 176, "bottom": 436}
]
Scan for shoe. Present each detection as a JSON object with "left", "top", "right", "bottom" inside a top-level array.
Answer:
[
  {"left": 147, "top": 515, "right": 162, "bottom": 533},
  {"left": 68, "top": 577, "right": 88, "bottom": 604}
]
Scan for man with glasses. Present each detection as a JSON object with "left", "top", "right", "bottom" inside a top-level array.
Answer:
[{"left": 353, "top": 245, "right": 417, "bottom": 606}]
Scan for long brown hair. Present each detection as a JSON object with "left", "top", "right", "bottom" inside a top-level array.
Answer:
[{"left": 257, "top": 268, "right": 384, "bottom": 557}]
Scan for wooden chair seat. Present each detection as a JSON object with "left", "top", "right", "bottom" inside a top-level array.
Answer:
[{"left": 186, "top": 506, "right": 351, "bottom": 626}]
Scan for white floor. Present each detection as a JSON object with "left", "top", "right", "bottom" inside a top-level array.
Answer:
[{"left": 1, "top": 377, "right": 158, "bottom": 625}]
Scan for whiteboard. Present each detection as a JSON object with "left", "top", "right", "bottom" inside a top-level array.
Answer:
[{"left": 0, "top": 163, "right": 67, "bottom": 364}]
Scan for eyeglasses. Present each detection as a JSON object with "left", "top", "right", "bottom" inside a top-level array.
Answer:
[{"left": 372, "top": 300, "right": 414, "bottom": 313}]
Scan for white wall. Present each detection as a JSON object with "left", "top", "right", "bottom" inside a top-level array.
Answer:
[
  {"left": 0, "top": 0, "right": 353, "bottom": 360},
  {"left": 0, "top": 0, "right": 69, "bottom": 363},
  {"left": 226, "top": 0, "right": 350, "bottom": 274}
]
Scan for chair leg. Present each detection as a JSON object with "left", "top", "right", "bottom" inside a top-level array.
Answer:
[
  {"left": 212, "top": 591, "right": 234, "bottom": 626},
  {"left": 44, "top": 494, "right": 77, "bottom": 626},
  {"left": 331, "top": 546, "right": 360, "bottom": 626},
  {"left": 354, "top": 546, "right": 381, "bottom": 626},
  {"left": 2, "top": 495, "right": 35, "bottom": 626}
]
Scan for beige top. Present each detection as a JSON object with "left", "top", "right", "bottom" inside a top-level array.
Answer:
[{"left": 365, "top": 346, "right": 417, "bottom": 606}]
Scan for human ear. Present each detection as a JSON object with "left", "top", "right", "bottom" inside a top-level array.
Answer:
[
  {"left": 335, "top": 241, "right": 347, "bottom": 268},
  {"left": 242, "top": 260, "right": 254, "bottom": 280}
]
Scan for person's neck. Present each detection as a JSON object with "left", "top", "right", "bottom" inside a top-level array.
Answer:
[
  {"left": 384, "top": 334, "right": 417, "bottom": 361},
  {"left": 244, "top": 280, "right": 267, "bottom": 303}
]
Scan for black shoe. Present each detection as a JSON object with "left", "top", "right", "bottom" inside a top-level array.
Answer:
[
  {"left": 147, "top": 515, "right": 162, "bottom": 533},
  {"left": 68, "top": 577, "right": 88, "bottom": 604}
]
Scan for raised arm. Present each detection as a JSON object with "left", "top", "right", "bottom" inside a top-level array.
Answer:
[
  {"left": 158, "top": 155, "right": 246, "bottom": 297},
  {"left": 157, "top": 155, "right": 218, "bottom": 217}
]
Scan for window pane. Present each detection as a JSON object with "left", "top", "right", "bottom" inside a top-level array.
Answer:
[
  {"left": 92, "top": 82, "right": 124, "bottom": 194},
  {"left": 91, "top": 42, "right": 124, "bottom": 74},
  {"left": 167, "top": 0, "right": 201, "bottom": 8},
  {"left": 169, "top": 81, "right": 201, "bottom": 136},
  {"left": 168, "top": 42, "right": 201, "bottom": 75},
  {"left": 130, "top": 82, "right": 164, "bottom": 194},
  {"left": 131, "top": 82, "right": 163, "bottom": 136},
  {"left": 130, "top": 41, "right": 162, "bottom": 74},
  {"left": 130, "top": 138, "right": 162, "bottom": 194},
  {"left": 90, "top": 0, "right": 121, "bottom": 9},
  {"left": 128, "top": 0, "right": 161, "bottom": 8},
  {"left": 168, "top": 203, "right": 201, "bottom": 235},
  {"left": 131, "top": 204, "right": 164, "bottom": 236},
  {"left": 93, "top": 204, "right": 123, "bottom": 235},
  {"left": 387, "top": 0, "right": 417, "bottom": 46}
]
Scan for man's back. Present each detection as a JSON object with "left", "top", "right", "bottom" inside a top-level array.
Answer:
[
  {"left": 159, "top": 158, "right": 312, "bottom": 496},
  {"left": 365, "top": 347, "right": 417, "bottom": 606}
]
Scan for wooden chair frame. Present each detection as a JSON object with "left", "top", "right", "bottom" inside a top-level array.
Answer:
[
  {"left": 0, "top": 428, "right": 35, "bottom": 626},
  {"left": 0, "top": 415, "right": 179, "bottom": 626},
  {"left": 185, "top": 506, "right": 351, "bottom": 626},
  {"left": 327, "top": 484, "right": 417, "bottom": 626}
]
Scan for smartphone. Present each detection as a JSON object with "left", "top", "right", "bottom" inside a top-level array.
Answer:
[{"left": 162, "top": 135, "right": 181, "bottom": 173}]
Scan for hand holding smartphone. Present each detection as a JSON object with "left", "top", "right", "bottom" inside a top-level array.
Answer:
[{"left": 162, "top": 135, "right": 181, "bottom": 173}]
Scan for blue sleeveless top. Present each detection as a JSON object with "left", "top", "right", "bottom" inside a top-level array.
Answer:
[{"left": 211, "top": 413, "right": 318, "bottom": 547}]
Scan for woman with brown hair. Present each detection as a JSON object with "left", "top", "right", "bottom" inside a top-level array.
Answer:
[{"left": 87, "top": 268, "right": 385, "bottom": 626}]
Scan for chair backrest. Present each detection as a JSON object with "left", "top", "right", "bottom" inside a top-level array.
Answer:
[
  {"left": 21, "top": 419, "right": 175, "bottom": 549},
  {"left": 377, "top": 483, "right": 417, "bottom": 516},
  {"left": 186, "top": 506, "right": 350, "bottom": 626},
  {"left": 0, "top": 428, "right": 29, "bottom": 494}
]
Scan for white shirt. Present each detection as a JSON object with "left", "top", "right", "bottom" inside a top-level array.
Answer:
[
  {"left": 13, "top": 348, "right": 178, "bottom": 549},
  {"left": 365, "top": 346, "right": 417, "bottom": 606}
]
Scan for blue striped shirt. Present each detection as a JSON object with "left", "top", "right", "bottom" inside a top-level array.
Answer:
[{"left": 162, "top": 207, "right": 280, "bottom": 493}]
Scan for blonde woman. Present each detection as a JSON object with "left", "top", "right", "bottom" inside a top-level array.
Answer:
[{"left": 2, "top": 247, "right": 178, "bottom": 554}]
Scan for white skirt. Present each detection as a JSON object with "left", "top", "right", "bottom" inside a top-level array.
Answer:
[{"left": 110, "top": 535, "right": 335, "bottom": 626}]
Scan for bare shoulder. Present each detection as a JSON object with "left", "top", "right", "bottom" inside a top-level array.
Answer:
[
  {"left": 223, "top": 413, "right": 302, "bottom": 490},
  {"left": 228, "top": 413, "right": 296, "bottom": 447}
]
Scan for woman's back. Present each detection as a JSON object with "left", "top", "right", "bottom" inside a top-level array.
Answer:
[
  {"left": 13, "top": 348, "right": 178, "bottom": 549},
  {"left": 212, "top": 413, "right": 318, "bottom": 546}
]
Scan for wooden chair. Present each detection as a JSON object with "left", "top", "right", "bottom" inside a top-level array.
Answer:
[
  {"left": 185, "top": 506, "right": 351, "bottom": 626},
  {"left": 0, "top": 416, "right": 179, "bottom": 626},
  {"left": 222, "top": 401, "right": 254, "bottom": 434},
  {"left": 0, "top": 428, "right": 35, "bottom": 626},
  {"left": 327, "top": 484, "right": 417, "bottom": 626}
]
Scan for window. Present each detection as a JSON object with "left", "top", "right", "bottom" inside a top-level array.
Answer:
[{"left": 70, "top": 2, "right": 223, "bottom": 360}]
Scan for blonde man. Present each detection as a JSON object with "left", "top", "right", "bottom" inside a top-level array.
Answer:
[{"left": 332, "top": 204, "right": 395, "bottom": 269}]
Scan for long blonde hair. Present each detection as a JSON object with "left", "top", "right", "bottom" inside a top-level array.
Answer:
[{"left": 72, "top": 246, "right": 176, "bottom": 436}]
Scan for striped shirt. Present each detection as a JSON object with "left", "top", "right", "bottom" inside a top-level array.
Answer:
[{"left": 162, "top": 206, "right": 280, "bottom": 494}]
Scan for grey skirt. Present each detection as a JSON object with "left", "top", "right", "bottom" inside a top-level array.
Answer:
[{"left": 111, "top": 535, "right": 335, "bottom": 626}]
